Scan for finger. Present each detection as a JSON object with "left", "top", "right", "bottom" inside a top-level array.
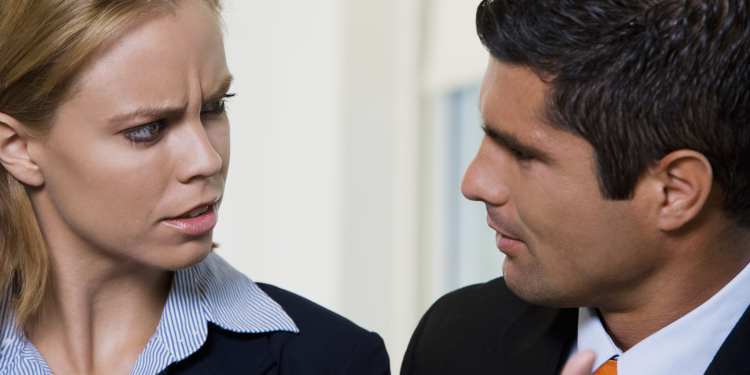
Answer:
[{"left": 560, "top": 350, "right": 596, "bottom": 375}]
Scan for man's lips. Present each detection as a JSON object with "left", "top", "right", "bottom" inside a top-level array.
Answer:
[
  {"left": 487, "top": 216, "right": 527, "bottom": 256},
  {"left": 487, "top": 216, "right": 522, "bottom": 241}
]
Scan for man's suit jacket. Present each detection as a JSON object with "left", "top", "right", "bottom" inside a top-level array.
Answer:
[
  {"left": 401, "top": 277, "right": 750, "bottom": 375},
  {"left": 163, "top": 283, "right": 391, "bottom": 374}
]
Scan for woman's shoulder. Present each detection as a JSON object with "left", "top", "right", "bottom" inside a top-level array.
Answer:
[
  {"left": 195, "top": 254, "right": 381, "bottom": 341},
  {"left": 256, "top": 283, "right": 391, "bottom": 374},
  {"left": 257, "top": 283, "right": 367, "bottom": 335},
  {"left": 167, "top": 261, "right": 391, "bottom": 374}
]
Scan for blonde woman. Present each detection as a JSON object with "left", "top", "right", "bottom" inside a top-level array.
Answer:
[{"left": 0, "top": 1, "right": 389, "bottom": 374}]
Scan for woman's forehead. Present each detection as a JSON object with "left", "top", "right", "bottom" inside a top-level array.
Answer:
[{"left": 65, "top": 0, "right": 228, "bottom": 117}]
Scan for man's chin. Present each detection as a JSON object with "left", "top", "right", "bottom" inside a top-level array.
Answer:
[
  {"left": 503, "top": 271, "right": 580, "bottom": 308},
  {"left": 502, "top": 259, "right": 544, "bottom": 302}
]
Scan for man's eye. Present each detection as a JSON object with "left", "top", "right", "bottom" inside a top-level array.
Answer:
[
  {"left": 509, "top": 147, "right": 534, "bottom": 161},
  {"left": 124, "top": 121, "right": 167, "bottom": 143}
]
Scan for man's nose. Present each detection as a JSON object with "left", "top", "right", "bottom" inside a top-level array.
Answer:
[{"left": 461, "top": 141, "right": 510, "bottom": 206}]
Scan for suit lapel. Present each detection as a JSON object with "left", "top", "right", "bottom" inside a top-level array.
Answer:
[
  {"left": 493, "top": 298, "right": 750, "bottom": 375},
  {"left": 501, "top": 305, "right": 578, "bottom": 374},
  {"left": 164, "top": 325, "right": 282, "bottom": 374},
  {"left": 705, "top": 304, "right": 750, "bottom": 375}
]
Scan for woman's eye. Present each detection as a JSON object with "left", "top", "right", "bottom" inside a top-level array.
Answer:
[
  {"left": 123, "top": 121, "right": 167, "bottom": 143},
  {"left": 201, "top": 93, "right": 235, "bottom": 115}
]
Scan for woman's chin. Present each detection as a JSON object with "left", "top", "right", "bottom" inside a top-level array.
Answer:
[{"left": 158, "top": 242, "right": 215, "bottom": 271}]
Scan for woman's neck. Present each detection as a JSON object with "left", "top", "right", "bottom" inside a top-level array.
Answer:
[{"left": 25, "top": 251, "right": 172, "bottom": 375}]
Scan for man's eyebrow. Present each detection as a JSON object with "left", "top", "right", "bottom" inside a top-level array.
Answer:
[
  {"left": 481, "top": 122, "right": 551, "bottom": 162},
  {"left": 107, "top": 74, "right": 234, "bottom": 125}
]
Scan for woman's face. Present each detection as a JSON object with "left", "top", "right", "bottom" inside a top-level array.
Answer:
[{"left": 29, "top": 0, "right": 231, "bottom": 270}]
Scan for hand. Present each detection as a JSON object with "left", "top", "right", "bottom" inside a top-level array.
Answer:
[{"left": 561, "top": 350, "right": 595, "bottom": 375}]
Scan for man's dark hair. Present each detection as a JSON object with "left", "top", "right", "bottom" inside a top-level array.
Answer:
[{"left": 477, "top": 0, "right": 750, "bottom": 227}]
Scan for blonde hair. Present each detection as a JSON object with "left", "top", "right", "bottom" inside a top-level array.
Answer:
[{"left": 0, "top": 0, "right": 221, "bottom": 324}]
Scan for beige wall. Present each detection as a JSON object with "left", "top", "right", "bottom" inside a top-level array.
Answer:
[
  {"left": 218, "top": 0, "right": 345, "bottom": 310},
  {"left": 424, "top": 0, "right": 488, "bottom": 91},
  {"left": 216, "top": 0, "right": 488, "bottom": 371},
  {"left": 419, "top": 0, "right": 492, "bottom": 306}
]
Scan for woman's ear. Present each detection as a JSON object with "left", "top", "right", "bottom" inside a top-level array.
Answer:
[
  {"left": 0, "top": 113, "right": 44, "bottom": 187},
  {"left": 650, "top": 150, "right": 713, "bottom": 232}
]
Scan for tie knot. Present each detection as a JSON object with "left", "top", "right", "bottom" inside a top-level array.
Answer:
[{"left": 594, "top": 358, "right": 618, "bottom": 375}]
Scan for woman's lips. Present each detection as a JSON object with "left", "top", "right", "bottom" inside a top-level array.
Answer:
[{"left": 162, "top": 204, "right": 217, "bottom": 236}]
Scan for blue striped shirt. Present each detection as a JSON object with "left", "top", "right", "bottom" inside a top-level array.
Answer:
[{"left": 0, "top": 253, "right": 299, "bottom": 374}]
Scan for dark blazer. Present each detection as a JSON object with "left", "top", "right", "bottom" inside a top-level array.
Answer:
[
  {"left": 401, "top": 277, "right": 750, "bottom": 375},
  {"left": 164, "top": 283, "right": 391, "bottom": 374}
]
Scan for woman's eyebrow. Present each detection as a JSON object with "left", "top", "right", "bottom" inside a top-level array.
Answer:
[
  {"left": 107, "top": 75, "right": 234, "bottom": 125},
  {"left": 203, "top": 74, "right": 234, "bottom": 103},
  {"left": 108, "top": 103, "right": 185, "bottom": 125}
]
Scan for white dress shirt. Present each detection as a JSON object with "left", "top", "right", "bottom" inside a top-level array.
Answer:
[{"left": 575, "top": 261, "right": 750, "bottom": 375}]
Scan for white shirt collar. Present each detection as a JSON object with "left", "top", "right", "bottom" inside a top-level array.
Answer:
[{"left": 576, "top": 261, "right": 750, "bottom": 375}]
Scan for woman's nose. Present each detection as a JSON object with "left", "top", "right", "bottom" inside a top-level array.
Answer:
[{"left": 175, "top": 121, "right": 224, "bottom": 184}]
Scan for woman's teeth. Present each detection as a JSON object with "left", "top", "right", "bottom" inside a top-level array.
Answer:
[{"left": 185, "top": 205, "right": 210, "bottom": 218}]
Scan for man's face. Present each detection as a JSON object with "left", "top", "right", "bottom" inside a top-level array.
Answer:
[{"left": 462, "top": 59, "right": 665, "bottom": 307}]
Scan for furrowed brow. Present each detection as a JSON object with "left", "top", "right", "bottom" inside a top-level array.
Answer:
[
  {"left": 203, "top": 74, "right": 234, "bottom": 103},
  {"left": 108, "top": 104, "right": 185, "bottom": 125},
  {"left": 107, "top": 75, "right": 234, "bottom": 125}
]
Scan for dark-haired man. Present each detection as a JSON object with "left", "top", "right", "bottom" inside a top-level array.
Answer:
[{"left": 402, "top": 1, "right": 750, "bottom": 374}]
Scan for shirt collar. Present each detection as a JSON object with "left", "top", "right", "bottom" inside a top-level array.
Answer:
[
  {"left": 576, "top": 307, "right": 620, "bottom": 371},
  {"left": 576, "top": 261, "right": 750, "bottom": 375},
  {"left": 0, "top": 253, "right": 299, "bottom": 375},
  {"left": 196, "top": 253, "right": 298, "bottom": 334},
  {"left": 0, "top": 287, "right": 53, "bottom": 374},
  {"left": 133, "top": 252, "right": 299, "bottom": 373}
]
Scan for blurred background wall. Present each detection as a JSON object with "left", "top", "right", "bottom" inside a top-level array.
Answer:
[{"left": 215, "top": 0, "right": 502, "bottom": 370}]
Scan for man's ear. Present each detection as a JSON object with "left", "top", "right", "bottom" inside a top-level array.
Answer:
[
  {"left": 0, "top": 112, "right": 44, "bottom": 187},
  {"left": 649, "top": 150, "right": 713, "bottom": 232}
]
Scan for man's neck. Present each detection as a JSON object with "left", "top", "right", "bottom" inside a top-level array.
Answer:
[{"left": 598, "top": 232, "right": 750, "bottom": 351}]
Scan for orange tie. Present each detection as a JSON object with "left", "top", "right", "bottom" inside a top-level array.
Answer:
[{"left": 594, "top": 359, "right": 617, "bottom": 375}]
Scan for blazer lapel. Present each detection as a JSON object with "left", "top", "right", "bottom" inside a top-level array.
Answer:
[
  {"left": 501, "top": 305, "right": 578, "bottom": 374},
  {"left": 164, "top": 327, "right": 281, "bottom": 374},
  {"left": 704, "top": 304, "right": 750, "bottom": 375}
]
